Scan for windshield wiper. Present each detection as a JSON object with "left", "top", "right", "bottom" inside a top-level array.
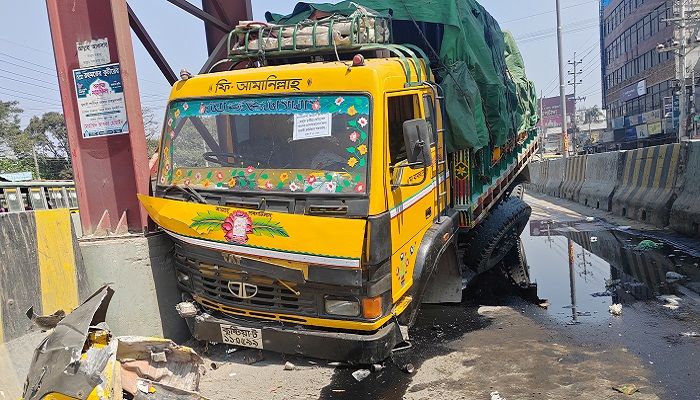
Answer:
[{"left": 163, "top": 185, "right": 207, "bottom": 204}]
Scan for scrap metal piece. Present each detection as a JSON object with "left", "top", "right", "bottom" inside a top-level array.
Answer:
[
  {"left": 23, "top": 285, "right": 115, "bottom": 400},
  {"left": 25, "top": 306, "right": 66, "bottom": 331}
]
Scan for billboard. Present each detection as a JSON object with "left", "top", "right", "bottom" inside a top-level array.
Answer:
[{"left": 539, "top": 95, "right": 576, "bottom": 129}]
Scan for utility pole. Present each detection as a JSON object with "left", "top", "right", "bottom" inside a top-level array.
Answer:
[
  {"left": 556, "top": 0, "right": 569, "bottom": 158},
  {"left": 679, "top": 0, "right": 688, "bottom": 141},
  {"left": 540, "top": 89, "right": 545, "bottom": 155},
  {"left": 568, "top": 52, "right": 584, "bottom": 153}
]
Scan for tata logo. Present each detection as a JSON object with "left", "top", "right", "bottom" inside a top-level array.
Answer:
[{"left": 227, "top": 281, "right": 258, "bottom": 299}]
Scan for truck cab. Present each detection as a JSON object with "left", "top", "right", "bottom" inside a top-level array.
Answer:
[{"left": 139, "top": 12, "right": 538, "bottom": 363}]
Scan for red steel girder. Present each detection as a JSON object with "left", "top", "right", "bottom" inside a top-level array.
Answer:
[{"left": 46, "top": 0, "right": 150, "bottom": 235}]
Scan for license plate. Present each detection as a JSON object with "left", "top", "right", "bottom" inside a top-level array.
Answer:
[{"left": 220, "top": 325, "right": 263, "bottom": 349}]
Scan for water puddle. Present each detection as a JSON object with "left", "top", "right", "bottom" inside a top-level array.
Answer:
[{"left": 522, "top": 218, "right": 700, "bottom": 324}]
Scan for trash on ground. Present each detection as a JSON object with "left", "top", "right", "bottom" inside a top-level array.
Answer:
[
  {"left": 371, "top": 363, "right": 384, "bottom": 372},
  {"left": 590, "top": 291, "right": 612, "bottom": 297},
  {"left": 609, "top": 303, "right": 622, "bottom": 316},
  {"left": 585, "top": 217, "right": 595, "bottom": 222},
  {"left": 634, "top": 240, "right": 663, "bottom": 251},
  {"left": 22, "top": 286, "right": 205, "bottom": 400},
  {"left": 590, "top": 236, "right": 598, "bottom": 243},
  {"left": 538, "top": 301, "right": 550, "bottom": 309},
  {"left": 352, "top": 369, "right": 371, "bottom": 381},
  {"left": 490, "top": 391, "right": 508, "bottom": 400},
  {"left": 401, "top": 363, "right": 415, "bottom": 374},
  {"left": 680, "top": 331, "right": 699, "bottom": 337},
  {"left": 612, "top": 383, "right": 639, "bottom": 395},
  {"left": 665, "top": 271, "right": 687, "bottom": 282},
  {"left": 658, "top": 295, "right": 682, "bottom": 310},
  {"left": 284, "top": 361, "right": 296, "bottom": 370},
  {"left": 25, "top": 306, "right": 66, "bottom": 331}
]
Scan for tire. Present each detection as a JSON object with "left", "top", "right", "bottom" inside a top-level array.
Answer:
[
  {"left": 509, "top": 183, "right": 525, "bottom": 199},
  {"left": 462, "top": 197, "right": 531, "bottom": 275},
  {"left": 501, "top": 239, "right": 531, "bottom": 288}
]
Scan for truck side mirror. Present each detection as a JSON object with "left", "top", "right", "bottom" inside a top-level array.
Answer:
[{"left": 402, "top": 119, "right": 433, "bottom": 169}]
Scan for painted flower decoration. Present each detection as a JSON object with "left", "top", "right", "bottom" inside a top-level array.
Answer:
[
  {"left": 312, "top": 100, "right": 321, "bottom": 111},
  {"left": 279, "top": 172, "right": 289, "bottom": 182},
  {"left": 199, "top": 103, "right": 206, "bottom": 114},
  {"left": 325, "top": 181, "right": 337, "bottom": 192},
  {"left": 174, "top": 109, "right": 181, "bottom": 118},
  {"left": 265, "top": 181, "right": 273, "bottom": 190},
  {"left": 307, "top": 175, "right": 317, "bottom": 184},
  {"left": 202, "top": 179, "right": 211, "bottom": 188},
  {"left": 347, "top": 105, "right": 357, "bottom": 116},
  {"left": 164, "top": 163, "right": 171, "bottom": 172},
  {"left": 175, "top": 169, "right": 183, "bottom": 178},
  {"left": 183, "top": 179, "right": 191, "bottom": 186},
  {"left": 215, "top": 171, "right": 224, "bottom": 181},
  {"left": 354, "top": 183, "right": 365, "bottom": 192},
  {"left": 347, "top": 157, "right": 359, "bottom": 168},
  {"left": 195, "top": 172, "right": 202, "bottom": 181},
  {"left": 169, "top": 130, "right": 176, "bottom": 139},
  {"left": 289, "top": 182, "right": 300, "bottom": 192},
  {"left": 358, "top": 117, "right": 368, "bottom": 128},
  {"left": 349, "top": 131, "right": 359, "bottom": 142},
  {"left": 246, "top": 166, "right": 255, "bottom": 174},
  {"left": 335, "top": 97, "right": 345, "bottom": 106},
  {"left": 228, "top": 178, "right": 237, "bottom": 187},
  {"left": 168, "top": 117, "right": 173, "bottom": 126},
  {"left": 182, "top": 103, "right": 189, "bottom": 111},
  {"left": 159, "top": 175, "right": 166, "bottom": 184},
  {"left": 222, "top": 211, "right": 253, "bottom": 244},
  {"left": 357, "top": 144, "right": 368, "bottom": 155}
]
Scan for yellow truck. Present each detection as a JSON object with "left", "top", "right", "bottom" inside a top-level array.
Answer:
[{"left": 139, "top": 5, "right": 539, "bottom": 363}]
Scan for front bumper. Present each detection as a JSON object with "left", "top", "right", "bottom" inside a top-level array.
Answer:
[{"left": 187, "top": 311, "right": 402, "bottom": 364}]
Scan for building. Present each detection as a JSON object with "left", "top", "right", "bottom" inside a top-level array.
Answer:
[{"left": 600, "top": 0, "right": 700, "bottom": 149}]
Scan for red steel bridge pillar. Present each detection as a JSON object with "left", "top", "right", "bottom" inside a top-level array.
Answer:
[
  {"left": 45, "top": 0, "right": 252, "bottom": 235},
  {"left": 46, "top": 0, "right": 149, "bottom": 235}
]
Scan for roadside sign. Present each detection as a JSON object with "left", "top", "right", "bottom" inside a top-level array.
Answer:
[{"left": 73, "top": 63, "right": 129, "bottom": 139}]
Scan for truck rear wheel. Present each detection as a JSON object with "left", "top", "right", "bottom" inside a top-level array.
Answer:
[{"left": 462, "top": 197, "right": 531, "bottom": 275}]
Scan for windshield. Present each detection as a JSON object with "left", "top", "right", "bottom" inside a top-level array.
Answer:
[{"left": 158, "top": 95, "right": 370, "bottom": 195}]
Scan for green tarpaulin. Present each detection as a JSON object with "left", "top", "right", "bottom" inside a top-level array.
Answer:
[{"left": 265, "top": 0, "right": 538, "bottom": 151}]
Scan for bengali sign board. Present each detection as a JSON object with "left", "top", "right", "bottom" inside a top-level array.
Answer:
[
  {"left": 73, "top": 63, "right": 128, "bottom": 139},
  {"left": 76, "top": 38, "right": 110, "bottom": 68}
]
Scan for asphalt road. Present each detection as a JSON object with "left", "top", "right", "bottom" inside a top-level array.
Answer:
[{"left": 198, "top": 193, "right": 700, "bottom": 400}]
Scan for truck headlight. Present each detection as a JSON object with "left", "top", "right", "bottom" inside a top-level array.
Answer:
[{"left": 324, "top": 297, "right": 360, "bottom": 317}]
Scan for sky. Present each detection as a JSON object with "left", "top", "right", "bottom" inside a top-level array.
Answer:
[{"left": 0, "top": 0, "right": 603, "bottom": 127}]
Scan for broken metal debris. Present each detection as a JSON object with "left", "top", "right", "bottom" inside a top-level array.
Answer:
[
  {"left": 612, "top": 384, "right": 639, "bottom": 395},
  {"left": 352, "top": 369, "right": 371, "bottom": 381},
  {"left": 25, "top": 306, "right": 66, "bottom": 331},
  {"left": 609, "top": 303, "right": 622, "bottom": 316},
  {"left": 22, "top": 286, "right": 205, "bottom": 400},
  {"left": 665, "top": 271, "right": 687, "bottom": 282}
]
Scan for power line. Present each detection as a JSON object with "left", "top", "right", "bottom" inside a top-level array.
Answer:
[
  {"left": 0, "top": 67, "right": 57, "bottom": 86},
  {"left": 0, "top": 86, "right": 61, "bottom": 104},
  {"left": 0, "top": 91, "right": 62, "bottom": 107},
  {"left": 0, "top": 74, "right": 59, "bottom": 92},
  {"left": 502, "top": 0, "right": 598, "bottom": 24},
  {"left": 0, "top": 52, "right": 55, "bottom": 72}
]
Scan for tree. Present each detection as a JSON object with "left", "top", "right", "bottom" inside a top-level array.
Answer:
[
  {"left": 142, "top": 106, "right": 162, "bottom": 156},
  {"left": 0, "top": 100, "right": 30, "bottom": 157},
  {"left": 583, "top": 105, "right": 604, "bottom": 125},
  {"left": 24, "top": 112, "right": 70, "bottom": 158}
]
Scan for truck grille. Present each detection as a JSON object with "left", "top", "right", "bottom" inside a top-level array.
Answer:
[{"left": 175, "top": 254, "right": 318, "bottom": 316}]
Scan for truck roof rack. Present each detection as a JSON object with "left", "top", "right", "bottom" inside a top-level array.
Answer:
[{"left": 210, "top": 14, "right": 430, "bottom": 87}]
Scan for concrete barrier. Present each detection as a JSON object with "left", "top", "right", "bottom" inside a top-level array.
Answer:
[
  {"left": 543, "top": 158, "right": 564, "bottom": 197},
  {"left": 611, "top": 143, "right": 683, "bottom": 227},
  {"left": 0, "top": 209, "right": 88, "bottom": 398},
  {"left": 527, "top": 161, "right": 545, "bottom": 192},
  {"left": 578, "top": 151, "right": 625, "bottom": 211},
  {"left": 670, "top": 141, "right": 700, "bottom": 237},
  {"left": 560, "top": 155, "right": 587, "bottom": 202}
]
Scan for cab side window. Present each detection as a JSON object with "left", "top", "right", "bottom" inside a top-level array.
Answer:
[{"left": 387, "top": 94, "right": 419, "bottom": 165}]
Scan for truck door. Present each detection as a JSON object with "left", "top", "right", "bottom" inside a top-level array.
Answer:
[{"left": 385, "top": 90, "right": 438, "bottom": 302}]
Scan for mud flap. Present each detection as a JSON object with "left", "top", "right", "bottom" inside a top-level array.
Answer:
[{"left": 421, "top": 244, "right": 462, "bottom": 304}]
